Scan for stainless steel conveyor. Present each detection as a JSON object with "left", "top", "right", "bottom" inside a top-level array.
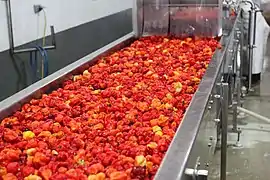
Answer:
[{"left": 0, "top": 0, "right": 248, "bottom": 179}]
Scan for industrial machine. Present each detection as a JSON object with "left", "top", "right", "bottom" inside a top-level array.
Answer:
[{"left": 0, "top": 0, "right": 266, "bottom": 180}]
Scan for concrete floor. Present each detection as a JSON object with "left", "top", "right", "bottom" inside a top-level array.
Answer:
[{"left": 209, "top": 37, "right": 270, "bottom": 180}]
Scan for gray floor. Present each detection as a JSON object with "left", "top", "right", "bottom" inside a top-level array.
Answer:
[{"left": 209, "top": 37, "right": 270, "bottom": 180}]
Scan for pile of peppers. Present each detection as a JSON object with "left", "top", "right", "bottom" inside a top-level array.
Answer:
[{"left": 0, "top": 36, "right": 220, "bottom": 180}]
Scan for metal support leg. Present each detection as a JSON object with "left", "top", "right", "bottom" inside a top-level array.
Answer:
[
  {"left": 215, "top": 83, "right": 222, "bottom": 147},
  {"left": 234, "top": 128, "right": 242, "bottom": 148},
  {"left": 247, "top": 9, "right": 255, "bottom": 92},
  {"left": 220, "top": 83, "right": 229, "bottom": 180},
  {"left": 228, "top": 69, "right": 233, "bottom": 108},
  {"left": 232, "top": 101, "right": 237, "bottom": 131},
  {"left": 239, "top": 14, "right": 245, "bottom": 96}
]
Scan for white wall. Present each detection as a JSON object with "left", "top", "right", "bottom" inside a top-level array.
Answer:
[{"left": 0, "top": 0, "right": 132, "bottom": 52}]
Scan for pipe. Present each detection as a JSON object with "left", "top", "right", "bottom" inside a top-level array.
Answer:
[
  {"left": 4, "top": 0, "right": 15, "bottom": 54},
  {"left": 247, "top": 10, "right": 253, "bottom": 90},
  {"left": 253, "top": 11, "right": 257, "bottom": 45},
  {"left": 221, "top": 83, "right": 229, "bottom": 180},
  {"left": 239, "top": 10, "right": 244, "bottom": 85},
  {"left": 239, "top": 0, "right": 255, "bottom": 90},
  {"left": 237, "top": 106, "right": 270, "bottom": 124},
  {"left": 14, "top": 46, "right": 55, "bottom": 54}
]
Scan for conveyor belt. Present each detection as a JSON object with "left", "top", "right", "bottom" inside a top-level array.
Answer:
[{"left": 0, "top": 1, "right": 243, "bottom": 179}]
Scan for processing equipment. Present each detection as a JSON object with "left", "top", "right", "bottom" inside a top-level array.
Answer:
[{"left": 0, "top": 0, "right": 262, "bottom": 179}]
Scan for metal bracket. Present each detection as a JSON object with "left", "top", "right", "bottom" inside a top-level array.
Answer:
[
  {"left": 185, "top": 157, "right": 208, "bottom": 180},
  {"left": 234, "top": 128, "right": 243, "bottom": 147},
  {"left": 185, "top": 169, "right": 208, "bottom": 180}
]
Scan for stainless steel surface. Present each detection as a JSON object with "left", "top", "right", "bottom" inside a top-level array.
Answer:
[
  {"left": 154, "top": 33, "right": 234, "bottom": 180},
  {"left": 0, "top": 29, "right": 229, "bottom": 179},
  {"left": 0, "top": 34, "right": 232, "bottom": 180},
  {"left": 178, "top": 11, "right": 241, "bottom": 180},
  {"left": 0, "top": 3, "right": 241, "bottom": 179},
  {"left": 247, "top": 9, "right": 252, "bottom": 89},
  {"left": 247, "top": 7, "right": 256, "bottom": 90},
  {"left": 240, "top": 17, "right": 244, "bottom": 83},
  {"left": 50, "top": 25, "right": 56, "bottom": 47},
  {"left": 181, "top": 94, "right": 221, "bottom": 180},
  {"left": 132, "top": 0, "right": 140, "bottom": 37},
  {"left": 13, "top": 45, "right": 55, "bottom": 54},
  {"left": 4, "top": 0, "right": 56, "bottom": 54},
  {"left": 220, "top": 83, "right": 229, "bottom": 180},
  {"left": 134, "top": 0, "right": 222, "bottom": 37}
]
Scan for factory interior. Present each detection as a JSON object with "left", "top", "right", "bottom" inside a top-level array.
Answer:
[{"left": 1, "top": 0, "right": 270, "bottom": 180}]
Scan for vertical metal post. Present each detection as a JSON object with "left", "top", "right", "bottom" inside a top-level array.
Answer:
[
  {"left": 247, "top": 8, "right": 255, "bottom": 91},
  {"left": 232, "top": 101, "right": 237, "bottom": 131},
  {"left": 232, "top": 76, "right": 241, "bottom": 131},
  {"left": 132, "top": 0, "right": 139, "bottom": 37},
  {"left": 232, "top": 38, "right": 240, "bottom": 131},
  {"left": 215, "top": 83, "right": 222, "bottom": 144},
  {"left": 239, "top": 12, "right": 244, "bottom": 88},
  {"left": 227, "top": 48, "right": 233, "bottom": 107},
  {"left": 221, "top": 83, "right": 229, "bottom": 180},
  {"left": 237, "top": 78, "right": 242, "bottom": 107},
  {"left": 4, "top": 0, "right": 15, "bottom": 54}
]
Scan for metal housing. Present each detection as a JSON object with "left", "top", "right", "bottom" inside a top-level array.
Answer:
[{"left": 132, "top": 0, "right": 223, "bottom": 37}]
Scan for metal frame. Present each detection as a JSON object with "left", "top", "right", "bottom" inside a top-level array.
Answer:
[
  {"left": 155, "top": 36, "right": 229, "bottom": 180},
  {"left": 133, "top": 0, "right": 223, "bottom": 38},
  {"left": 0, "top": 31, "right": 231, "bottom": 180},
  {"left": 220, "top": 83, "right": 229, "bottom": 180},
  {"left": 0, "top": 2, "right": 242, "bottom": 180}
]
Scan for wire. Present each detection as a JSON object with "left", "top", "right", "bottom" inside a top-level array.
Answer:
[
  {"left": 35, "top": 46, "right": 49, "bottom": 78},
  {"left": 42, "top": 9, "right": 47, "bottom": 47},
  {"left": 38, "top": 46, "right": 49, "bottom": 77},
  {"left": 31, "top": 46, "right": 48, "bottom": 81},
  {"left": 41, "top": 9, "right": 47, "bottom": 78},
  {"left": 29, "top": 9, "right": 48, "bottom": 81}
]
